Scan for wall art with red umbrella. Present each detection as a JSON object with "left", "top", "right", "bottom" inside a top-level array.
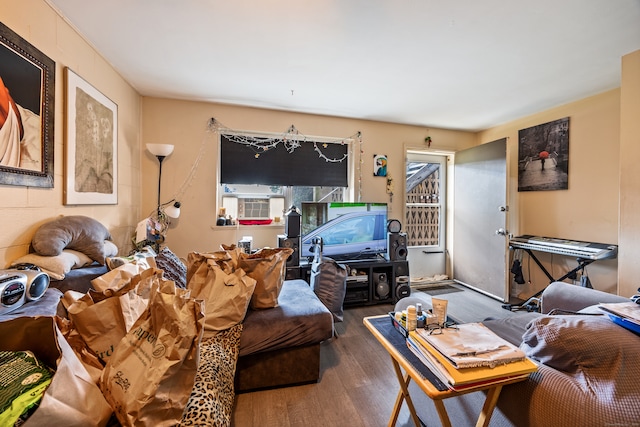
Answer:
[{"left": 517, "top": 117, "right": 569, "bottom": 192}]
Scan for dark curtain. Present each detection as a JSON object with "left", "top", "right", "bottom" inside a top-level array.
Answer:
[{"left": 220, "top": 135, "right": 348, "bottom": 187}]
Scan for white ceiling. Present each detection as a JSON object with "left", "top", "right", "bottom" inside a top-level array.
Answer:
[{"left": 46, "top": 0, "right": 640, "bottom": 132}]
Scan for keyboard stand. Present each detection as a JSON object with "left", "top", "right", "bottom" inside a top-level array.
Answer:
[{"left": 502, "top": 250, "right": 595, "bottom": 312}]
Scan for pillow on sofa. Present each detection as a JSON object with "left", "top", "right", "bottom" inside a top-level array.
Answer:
[
  {"left": 238, "top": 247, "right": 293, "bottom": 309},
  {"left": 10, "top": 249, "right": 93, "bottom": 280},
  {"left": 155, "top": 247, "right": 187, "bottom": 288},
  {"left": 31, "top": 216, "right": 113, "bottom": 264},
  {"left": 103, "top": 240, "right": 119, "bottom": 258},
  {"left": 522, "top": 315, "right": 640, "bottom": 377},
  {"left": 179, "top": 324, "right": 242, "bottom": 427}
]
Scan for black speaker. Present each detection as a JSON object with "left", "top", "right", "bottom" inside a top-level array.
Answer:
[
  {"left": 393, "top": 260, "right": 409, "bottom": 277},
  {"left": 278, "top": 235, "right": 300, "bottom": 267},
  {"left": 394, "top": 276, "right": 411, "bottom": 302},
  {"left": 388, "top": 232, "right": 408, "bottom": 261},
  {"left": 285, "top": 267, "right": 301, "bottom": 280},
  {"left": 284, "top": 206, "right": 301, "bottom": 238},
  {"left": 373, "top": 272, "right": 390, "bottom": 300}
]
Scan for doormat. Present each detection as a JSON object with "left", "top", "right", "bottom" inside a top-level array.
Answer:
[{"left": 418, "top": 285, "right": 463, "bottom": 296}]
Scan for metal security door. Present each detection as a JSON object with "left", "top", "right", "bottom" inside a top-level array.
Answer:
[{"left": 453, "top": 139, "right": 509, "bottom": 301}]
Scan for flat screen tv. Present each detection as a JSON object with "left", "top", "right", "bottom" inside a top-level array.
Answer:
[{"left": 300, "top": 202, "right": 388, "bottom": 261}]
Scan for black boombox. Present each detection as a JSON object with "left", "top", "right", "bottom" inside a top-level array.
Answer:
[{"left": 0, "top": 267, "right": 50, "bottom": 315}]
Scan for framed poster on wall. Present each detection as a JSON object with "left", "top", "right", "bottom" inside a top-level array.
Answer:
[
  {"left": 64, "top": 67, "right": 118, "bottom": 204},
  {"left": 517, "top": 117, "right": 570, "bottom": 192},
  {"left": 0, "top": 21, "right": 55, "bottom": 187}
]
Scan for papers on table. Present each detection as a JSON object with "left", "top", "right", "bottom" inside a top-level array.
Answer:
[
  {"left": 406, "top": 322, "right": 537, "bottom": 391},
  {"left": 416, "top": 323, "right": 526, "bottom": 368}
]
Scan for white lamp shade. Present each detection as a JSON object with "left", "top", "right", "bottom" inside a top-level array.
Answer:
[
  {"left": 164, "top": 202, "right": 181, "bottom": 219},
  {"left": 147, "top": 143, "right": 174, "bottom": 157}
]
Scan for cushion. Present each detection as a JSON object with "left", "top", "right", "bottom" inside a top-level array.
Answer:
[
  {"left": 310, "top": 255, "right": 347, "bottom": 322},
  {"left": 237, "top": 247, "right": 293, "bottom": 309},
  {"left": 522, "top": 315, "right": 640, "bottom": 381},
  {"left": 103, "top": 240, "right": 119, "bottom": 258},
  {"left": 10, "top": 249, "right": 94, "bottom": 280},
  {"left": 240, "top": 279, "right": 333, "bottom": 356},
  {"left": 155, "top": 247, "right": 187, "bottom": 288},
  {"left": 31, "top": 216, "right": 112, "bottom": 264},
  {"left": 179, "top": 324, "right": 242, "bottom": 427}
]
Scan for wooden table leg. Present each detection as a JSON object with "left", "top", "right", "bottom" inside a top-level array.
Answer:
[
  {"left": 475, "top": 385, "right": 503, "bottom": 427},
  {"left": 432, "top": 399, "right": 453, "bottom": 427},
  {"left": 389, "top": 357, "right": 422, "bottom": 427}
]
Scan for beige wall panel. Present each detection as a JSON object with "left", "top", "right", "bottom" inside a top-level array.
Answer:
[
  {"left": 142, "top": 98, "right": 476, "bottom": 259},
  {"left": 0, "top": 0, "right": 141, "bottom": 265},
  {"left": 479, "top": 90, "right": 621, "bottom": 295},
  {"left": 618, "top": 49, "right": 640, "bottom": 297}
]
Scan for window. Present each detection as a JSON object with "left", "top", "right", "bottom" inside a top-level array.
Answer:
[
  {"left": 220, "top": 184, "right": 345, "bottom": 220},
  {"left": 218, "top": 132, "right": 350, "bottom": 220},
  {"left": 405, "top": 152, "right": 446, "bottom": 251}
]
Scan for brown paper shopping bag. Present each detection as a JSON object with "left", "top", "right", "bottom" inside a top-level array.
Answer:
[
  {"left": 66, "top": 268, "right": 163, "bottom": 364},
  {"left": 238, "top": 247, "right": 293, "bottom": 309},
  {"left": 91, "top": 260, "right": 155, "bottom": 292},
  {"left": 0, "top": 317, "right": 113, "bottom": 427},
  {"left": 187, "top": 251, "right": 257, "bottom": 331},
  {"left": 100, "top": 285, "right": 205, "bottom": 427}
]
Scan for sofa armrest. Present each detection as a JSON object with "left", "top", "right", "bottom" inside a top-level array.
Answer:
[{"left": 540, "top": 281, "right": 627, "bottom": 314}]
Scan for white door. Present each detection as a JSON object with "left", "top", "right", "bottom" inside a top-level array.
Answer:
[
  {"left": 404, "top": 152, "right": 447, "bottom": 279},
  {"left": 453, "top": 139, "right": 509, "bottom": 301}
]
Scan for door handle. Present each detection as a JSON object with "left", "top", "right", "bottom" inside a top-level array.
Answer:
[{"left": 495, "top": 228, "right": 509, "bottom": 236}]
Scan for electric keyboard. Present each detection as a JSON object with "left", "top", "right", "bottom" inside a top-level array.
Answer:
[{"left": 509, "top": 235, "right": 617, "bottom": 260}]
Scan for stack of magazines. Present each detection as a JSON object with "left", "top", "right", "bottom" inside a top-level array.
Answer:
[{"left": 406, "top": 323, "right": 537, "bottom": 391}]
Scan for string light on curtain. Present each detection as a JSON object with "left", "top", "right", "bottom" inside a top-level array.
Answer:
[{"left": 209, "top": 118, "right": 355, "bottom": 163}]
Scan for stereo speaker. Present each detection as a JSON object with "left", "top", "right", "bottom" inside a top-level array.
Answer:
[
  {"left": 373, "top": 272, "right": 390, "bottom": 300},
  {"left": 0, "top": 272, "right": 26, "bottom": 315},
  {"left": 394, "top": 276, "right": 411, "bottom": 303},
  {"left": 20, "top": 269, "right": 50, "bottom": 301},
  {"left": 393, "top": 260, "right": 409, "bottom": 277},
  {"left": 0, "top": 268, "right": 50, "bottom": 315},
  {"left": 284, "top": 206, "right": 301, "bottom": 238},
  {"left": 387, "top": 232, "right": 408, "bottom": 261},
  {"left": 278, "top": 235, "right": 300, "bottom": 267}
]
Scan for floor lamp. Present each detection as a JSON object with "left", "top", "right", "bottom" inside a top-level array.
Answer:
[
  {"left": 147, "top": 143, "right": 174, "bottom": 214},
  {"left": 147, "top": 143, "right": 177, "bottom": 251}
]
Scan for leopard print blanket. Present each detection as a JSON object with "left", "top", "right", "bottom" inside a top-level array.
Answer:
[{"left": 179, "top": 324, "right": 243, "bottom": 427}]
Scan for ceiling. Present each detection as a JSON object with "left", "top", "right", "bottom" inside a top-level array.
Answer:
[{"left": 46, "top": 0, "right": 640, "bottom": 132}]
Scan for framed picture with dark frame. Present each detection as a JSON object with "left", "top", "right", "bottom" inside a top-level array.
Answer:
[
  {"left": 64, "top": 67, "right": 118, "bottom": 205},
  {"left": 517, "top": 117, "right": 570, "bottom": 192},
  {"left": 0, "top": 21, "right": 55, "bottom": 188}
]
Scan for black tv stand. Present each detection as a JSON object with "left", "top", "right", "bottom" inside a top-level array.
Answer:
[{"left": 301, "top": 258, "right": 410, "bottom": 306}]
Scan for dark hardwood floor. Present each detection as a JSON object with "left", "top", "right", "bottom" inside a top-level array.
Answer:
[{"left": 231, "top": 283, "right": 525, "bottom": 427}]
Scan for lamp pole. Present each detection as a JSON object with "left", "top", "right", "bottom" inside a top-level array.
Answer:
[{"left": 156, "top": 155, "right": 166, "bottom": 217}]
